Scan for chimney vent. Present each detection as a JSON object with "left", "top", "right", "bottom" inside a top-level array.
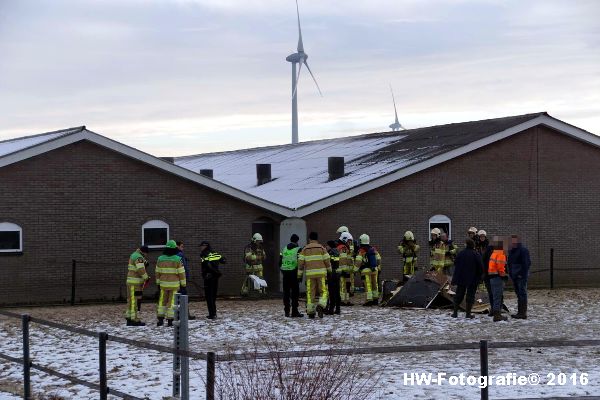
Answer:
[
  {"left": 328, "top": 157, "right": 344, "bottom": 181},
  {"left": 256, "top": 164, "right": 272, "bottom": 186},
  {"left": 199, "top": 169, "right": 214, "bottom": 179}
]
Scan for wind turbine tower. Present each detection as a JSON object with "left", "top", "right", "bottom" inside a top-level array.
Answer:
[
  {"left": 286, "top": 0, "right": 322, "bottom": 144},
  {"left": 389, "top": 84, "right": 405, "bottom": 132}
]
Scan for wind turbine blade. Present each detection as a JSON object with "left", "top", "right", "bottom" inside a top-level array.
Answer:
[
  {"left": 296, "top": 0, "right": 304, "bottom": 53},
  {"left": 304, "top": 61, "right": 323, "bottom": 97},
  {"left": 390, "top": 84, "right": 399, "bottom": 123},
  {"left": 292, "top": 62, "right": 303, "bottom": 99}
]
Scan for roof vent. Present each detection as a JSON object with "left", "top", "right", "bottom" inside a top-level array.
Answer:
[
  {"left": 160, "top": 157, "right": 175, "bottom": 163},
  {"left": 256, "top": 164, "right": 272, "bottom": 186},
  {"left": 328, "top": 157, "right": 344, "bottom": 181},
  {"left": 199, "top": 169, "right": 214, "bottom": 179}
]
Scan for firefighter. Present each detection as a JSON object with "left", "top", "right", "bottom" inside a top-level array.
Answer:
[
  {"left": 336, "top": 226, "right": 357, "bottom": 299},
  {"left": 398, "top": 231, "right": 420, "bottom": 278},
  {"left": 356, "top": 234, "right": 381, "bottom": 306},
  {"left": 298, "top": 232, "right": 331, "bottom": 319},
  {"left": 326, "top": 240, "right": 341, "bottom": 315},
  {"left": 337, "top": 232, "right": 355, "bottom": 306},
  {"left": 200, "top": 241, "right": 226, "bottom": 320},
  {"left": 467, "top": 227, "right": 478, "bottom": 240},
  {"left": 440, "top": 232, "right": 457, "bottom": 276},
  {"left": 125, "top": 245, "right": 149, "bottom": 326},
  {"left": 242, "top": 233, "right": 267, "bottom": 295},
  {"left": 155, "top": 240, "right": 187, "bottom": 327},
  {"left": 475, "top": 230, "right": 489, "bottom": 256},
  {"left": 279, "top": 234, "right": 303, "bottom": 318},
  {"left": 429, "top": 228, "right": 445, "bottom": 272},
  {"left": 487, "top": 236, "right": 508, "bottom": 322}
]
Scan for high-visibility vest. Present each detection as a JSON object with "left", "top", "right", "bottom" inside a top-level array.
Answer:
[
  {"left": 280, "top": 246, "right": 300, "bottom": 271},
  {"left": 488, "top": 250, "right": 507, "bottom": 276}
]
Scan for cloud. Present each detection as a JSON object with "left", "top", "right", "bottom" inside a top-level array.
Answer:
[{"left": 0, "top": 0, "right": 598, "bottom": 153}]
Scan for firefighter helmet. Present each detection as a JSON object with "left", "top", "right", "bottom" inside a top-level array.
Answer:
[
  {"left": 166, "top": 240, "right": 177, "bottom": 249},
  {"left": 468, "top": 227, "right": 478, "bottom": 234},
  {"left": 339, "top": 232, "right": 353, "bottom": 243},
  {"left": 336, "top": 226, "right": 349, "bottom": 234},
  {"left": 252, "top": 233, "right": 263, "bottom": 242},
  {"left": 477, "top": 230, "right": 487, "bottom": 237},
  {"left": 404, "top": 231, "right": 415, "bottom": 241},
  {"left": 430, "top": 228, "right": 441, "bottom": 236},
  {"left": 359, "top": 233, "right": 370, "bottom": 245}
]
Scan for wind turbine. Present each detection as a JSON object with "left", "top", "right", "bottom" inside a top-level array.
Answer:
[
  {"left": 286, "top": 0, "right": 322, "bottom": 144},
  {"left": 389, "top": 84, "right": 405, "bottom": 132}
]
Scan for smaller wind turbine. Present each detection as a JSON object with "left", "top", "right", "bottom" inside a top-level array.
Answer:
[{"left": 389, "top": 84, "right": 405, "bottom": 131}]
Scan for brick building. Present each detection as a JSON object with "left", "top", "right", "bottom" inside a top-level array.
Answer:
[{"left": 1, "top": 112, "right": 599, "bottom": 305}]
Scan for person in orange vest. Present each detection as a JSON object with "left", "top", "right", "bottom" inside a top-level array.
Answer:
[{"left": 487, "top": 236, "right": 508, "bottom": 322}]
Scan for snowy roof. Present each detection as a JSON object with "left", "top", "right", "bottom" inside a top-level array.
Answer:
[
  {"left": 2, "top": 113, "right": 599, "bottom": 217},
  {"left": 0, "top": 126, "right": 85, "bottom": 158},
  {"left": 175, "top": 112, "right": 551, "bottom": 211}
]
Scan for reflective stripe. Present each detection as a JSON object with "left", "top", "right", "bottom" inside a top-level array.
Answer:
[
  {"left": 159, "top": 281, "right": 181, "bottom": 288},
  {"left": 158, "top": 267, "right": 179, "bottom": 274},
  {"left": 127, "top": 277, "right": 145, "bottom": 284},
  {"left": 305, "top": 269, "right": 327, "bottom": 277}
]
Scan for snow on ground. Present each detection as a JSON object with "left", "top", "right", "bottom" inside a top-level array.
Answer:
[{"left": 1, "top": 288, "right": 600, "bottom": 399}]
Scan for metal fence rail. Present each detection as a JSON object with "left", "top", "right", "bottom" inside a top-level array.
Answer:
[{"left": 1, "top": 309, "right": 600, "bottom": 400}]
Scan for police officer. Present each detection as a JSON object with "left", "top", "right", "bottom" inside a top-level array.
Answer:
[{"left": 200, "top": 241, "right": 226, "bottom": 320}]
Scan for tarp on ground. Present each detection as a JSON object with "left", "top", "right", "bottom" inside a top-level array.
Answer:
[{"left": 383, "top": 270, "right": 504, "bottom": 313}]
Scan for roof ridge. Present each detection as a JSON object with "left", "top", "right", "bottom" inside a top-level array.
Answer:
[
  {"left": 0, "top": 126, "right": 86, "bottom": 144},
  {"left": 175, "top": 112, "right": 547, "bottom": 159}
]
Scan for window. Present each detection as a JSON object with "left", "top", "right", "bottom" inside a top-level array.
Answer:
[
  {"left": 0, "top": 222, "right": 23, "bottom": 253},
  {"left": 429, "top": 215, "right": 451, "bottom": 240},
  {"left": 142, "top": 220, "right": 169, "bottom": 248}
]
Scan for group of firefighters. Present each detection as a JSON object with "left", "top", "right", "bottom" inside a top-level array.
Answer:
[{"left": 123, "top": 224, "right": 530, "bottom": 325}]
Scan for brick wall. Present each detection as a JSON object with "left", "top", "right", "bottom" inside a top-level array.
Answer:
[
  {"left": 0, "top": 141, "right": 282, "bottom": 305},
  {"left": 304, "top": 126, "right": 600, "bottom": 288}
]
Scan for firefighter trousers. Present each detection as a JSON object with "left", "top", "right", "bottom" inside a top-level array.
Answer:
[
  {"left": 305, "top": 275, "right": 328, "bottom": 315},
  {"left": 157, "top": 288, "right": 178, "bottom": 319},
  {"left": 125, "top": 284, "right": 142, "bottom": 321}
]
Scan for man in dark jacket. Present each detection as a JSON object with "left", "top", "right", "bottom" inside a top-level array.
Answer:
[
  {"left": 451, "top": 239, "right": 483, "bottom": 319},
  {"left": 279, "top": 234, "right": 303, "bottom": 318},
  {"left": 176, "top": 241, "right": 196, "bottom": 320},
  {"left": 199, "top": 241, "right": 226, "bottom": 320},
  {"left": 508, "top": 235, "right": 531, "bottom": 319},
  {"left": 325, "top": 240, "right": 341, "bottom": 315}
]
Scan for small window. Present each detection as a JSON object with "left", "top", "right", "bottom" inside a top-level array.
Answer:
[
  {"left": 142, "top": 220, "right": 169, "bottom": 248},
  {"left": 429, "top": 215, "right": 451, "bottom": 240},
  {"left": 0, "top": 222, "right": 23, "bottom": 253}
]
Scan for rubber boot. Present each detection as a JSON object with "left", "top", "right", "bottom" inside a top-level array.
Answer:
[
  {"left": 291, "top": 308, "right": 304, "bottom": 318},
  {"left": 465, "top": 302, "right": 475, "bottom": 319},
  {"left": 134, "top": 320, "right": 146, "bottom": 326},
  {"left": 284, "top": 307, "right": 290, "bottom": 318},
  {"left": 157, "top": 317, "right": 164, "bottom": 327},
  {"left": 126, "top": 318, "right": 134, "bottom": 326},
  {"left": 167, "top": 319, "right": 173, "bottom": 327},
  {"left": 511, "top": 300, "right": 527, "bottom": 319},
  {"left": 451, "top": 305, "right": 458, "bottom": 318},
  {"left": 316, "top": 305, "right": 324, "bottom": 318},
  {"left": 493, "top": 311, "right": 507, "bottom": 322},
  {"left": 308, "top": 313, "right": 315, "bottom": 319},
  {"left": 334, "top": 306, "right": 341, "bottom": 315}
]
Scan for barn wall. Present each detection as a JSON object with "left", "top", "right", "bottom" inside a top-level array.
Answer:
[
  {"left": 0, "top": 141, "right": 282, "bottom": 305},
  {"left": 304, "top": 126, "right": 600, "bottom": 288}
]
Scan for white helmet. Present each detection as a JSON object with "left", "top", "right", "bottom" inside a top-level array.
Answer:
[
  {"left": 404, "top": 231, "right": 415, "bottom": 241},
  {"left": 252, "top": 233, "right": 263, "bottom": 242},
  {"left": 336, "top": 226, "right": 349, "bottom": 234},
  {"left": 431, "top": 228, "right": 441, "bottom": 236},
  {"left": 468, "top": 227, "right": 478, "bottom": 234},
  {"left": 359, "top": 233, "right": 370, "bottom": 245},
  {"left": 339, "top": 232, "right": 353, "bottom": 243},
  {"left": 477, "top": 230, "right": 487, "bottom": 237}
]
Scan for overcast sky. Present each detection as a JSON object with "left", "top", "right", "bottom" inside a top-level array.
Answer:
[{"left": 1, "top": 0, "right": 598, "bottom": 155}]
